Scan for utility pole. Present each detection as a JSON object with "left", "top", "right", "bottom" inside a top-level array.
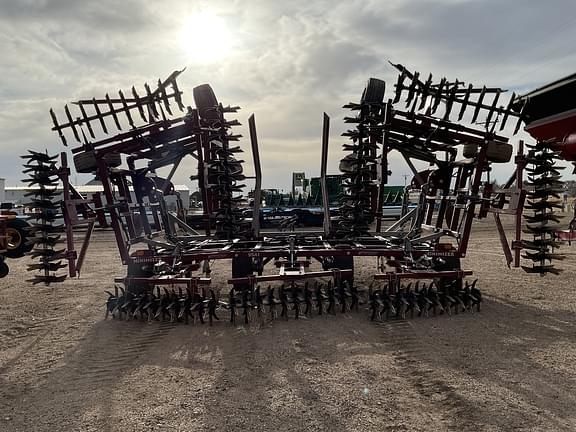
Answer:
[{"left": 402, "top": 173, "right": 409, "bottom": 186}]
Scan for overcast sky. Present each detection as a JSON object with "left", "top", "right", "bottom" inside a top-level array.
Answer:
[{"left": 1, "top": 0, "right": 576, "bottom": 190}]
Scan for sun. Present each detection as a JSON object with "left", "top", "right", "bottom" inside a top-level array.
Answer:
[{"left": 180, "top": 10, "right": 234, "bottom": 63}]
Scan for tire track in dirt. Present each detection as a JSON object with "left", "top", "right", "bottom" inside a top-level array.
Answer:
[
  {"left": 0, "top": 317, "right": 176, "bottom": 403},
  {"left": 64, "top": 320, "right": 177, "bottom": 386},
  {"left": 378, "top": 319, "right": 478, "bottom": 431}
]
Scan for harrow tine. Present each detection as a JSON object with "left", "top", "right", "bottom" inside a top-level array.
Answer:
[
  {"left": 144, "top": 83, "right": 159, "bottom": 120},
  {"left": 471, "top": 86, "right": 487, "bottom": 124},
  {"left": 93, "top": 97, "right": 108, "bottom": 134},
  {"left": 470, "top": 279, "right": 482, "bottom": 312},
  {"left": 229, "top": 288, "right": 237, "bottom": 325},
  {"left": 418, "top": 73, "right": 433, "bottom": 111},
  {"left": 64, "top": 104, "right": 81, "bottom": 142},
  {"left": 208, "top": 290, "right": 219, "bottom": 326},
  {"left": 326, "top": 281, "right": 336, "bottom": 315},
  {"left": 49, "top": 108, "right": 67, "bottom": 146},
  {"left": 105, "top": 290, "right": 116, "bottom": 320},
  {"left": 485, "top": 90, "right": 501, "bottom": 131},
  {"left": 279, "top": 285, "right": 289, "bottom": 320},
  {"left": 499, "top": 92, "right": 515, "bottom": 131},
  {"left": 106, "top": 93, "right": 122, "bottom": 130},
  {"left": 350, "top": 283, "right": 359, "bottom": 312},
  {"left": 171, "top": 78, "right": 186, "bottom": 111},
  {"left": 132, "top": 86, "right": 148, "bottom": 122},
  {"left": 197, "top": 292, "right": 206, "bottom": 324},
  {"left": 291, "top": 283, "right": 300, "bottom": 320},
  {"left": 78, "top": 102, "right": 95, "bottom": 139},
  {"left": 431, "top": 78, "right": 446, "bottom": 114},
  {"left": 456, "top": 83, "right": 471, "bottom": 121},
  {"left": 337, "top": 281, "right": 347, "bottom": 313},
  {"left": 255, "top": 286, "right": 263, "bottom": 319},
  {"left": 158, "top": 78, "right": 173, "bottom": 116},
  {"left": 265, "top": 285, "right": 277, "bottom": 320},
  {"left": 315, "top": 282, "right": 325, "bottom": 316},
  {"left": 393, "top": 72, "right": 407, "bottom": 104},
  {"left": 405, "top": 72, "right": 419, "bottom": 107},
  {"left": 241, "top": 289, "right": 250, "bottom": 324},
  {"left": 304, "top": 283, "right": 313, "bottom": 315},
  {"left": 443, "top": 86, "right": 457, "bottom": 121},
  {"left": 118, "top": 90, "right": 135, "bottom": 128},
  {"left": 180, "top": 288, "right": 191, "bottom": 324},
  {"left": 369, "top": 288, "right": 378, "bottom": 321}
]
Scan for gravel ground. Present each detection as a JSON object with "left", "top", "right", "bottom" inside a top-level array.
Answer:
[{"left": 1, "top": 217, "right": 576, "bottom": 431}]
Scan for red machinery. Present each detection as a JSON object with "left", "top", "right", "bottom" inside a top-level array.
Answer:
[
  {"left": 511, "top": 73, "right": 576, "bottom": 244},
  {"left": 20, "top": 64, "right": 574, "bottom": 323}
]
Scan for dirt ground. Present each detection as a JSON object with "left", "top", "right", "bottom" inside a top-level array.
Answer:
[{"left": 1, "top": 217, "right": 576, "bottom": 431}]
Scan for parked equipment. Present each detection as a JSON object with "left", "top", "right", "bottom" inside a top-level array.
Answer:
[{"left": 25, "top": 64, "right": 576, "bottom": 324}]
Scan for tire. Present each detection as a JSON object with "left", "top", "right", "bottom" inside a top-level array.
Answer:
[
  {"left": 5, "top": 218, "right": 32, "bottom": 259},
  {"left": 433, "top": 257, "right": 462, "bottom": 290},
  {"left": 329, "top": 255, "right": 354, "bottom": 284},
  {"left": 0, "top": 258, "right": 8, "bottom": 278},
  {"left": 193, "top": 84, "right": 219, "bottom": 122},
  {"left": 462, "top": 141, "right": 513, "bottom": 163},
  {"left": 361, "top": 78, "right": 386, "bottom": 104},
  {"left": 126, "top": 261, "right": 154, "bottom": 293},
  {"left": 232, "top": 256, "right": 253, "bottom": 291},
  {"left": 74, "top": 151, "right": 122, "bottom": 173}
]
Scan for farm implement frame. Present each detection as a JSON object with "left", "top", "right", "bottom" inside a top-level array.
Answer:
[{"left": 21, "top": 64, "right": 576, "bottom": 324}]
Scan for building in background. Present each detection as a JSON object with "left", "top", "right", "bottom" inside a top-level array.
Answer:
[
  {"left": 0, "top": 178, "right": 5, "bottom": 205},
  {"left": 3, "top": 184, "right": 190, "bottom": 209},
  {"left": 292, "top": 172, "right": 308, "bottom": 198}
]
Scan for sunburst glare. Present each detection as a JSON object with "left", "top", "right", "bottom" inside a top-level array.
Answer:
[{"left": 180, "top": 10, "right": 234, "bottom": 63}]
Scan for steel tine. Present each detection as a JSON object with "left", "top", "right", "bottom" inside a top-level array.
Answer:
[
  {"left": 131, "top": 86, "right": 147, "bottom": 122},
  {"left": 443, "top": 85, "right": 457, "bottom": 121},
  {"left": 485, "top": 89, "right": 501, "bottom": 130},
  {"left": 457, "top": 83, "right": 473, "bottom": 121},
  {"left": 92, "top": 97, "right": 108, "bottom": 134},
  {"left": 77, "top": 102, "right": 95, "bottom": 139},
  {"left": 171, "top": 79, "right": 185, "bottom": 111},
  {"left": 405, "top": 71, "right": 419, "bottom": 107},
  {"left": 49, "top": 108, "right": 68, "bottom": 146},
  {"left": 393, "top": 70, "right": 406, "bottom": 104},
  {"left": 80, "top": 127, "right": 89, "bottom": 145},
  {"left": 431, "top": 78, "right": 446, "bottom": 114},
  {"left": 417, "top": 73, "right": 433, "bottom": 111},
  {"left": 118, "top": 90, "right": 135, "bottom": 128},
  {"left": 64, "top": 104, "right": 81, "bottom": 142},
  {"left": 144, "top": 83, "right": 159, "bottom": 119},
  {"left": 513, "top": 101, "right": 526, "bottom": 134},
  {"left": 471, "top": 86, "right": 487, "bottom": 124},
  {"left": 158, "top": 78, "right": 173, "bottom": 115},
  {"left": 105, "top": 93, "right": 122, "bottom": 130},
  {"left": 500, "top": 92, "right": 516, "bottom": 131}
]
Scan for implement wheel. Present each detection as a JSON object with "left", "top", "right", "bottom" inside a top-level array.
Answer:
[
  {"left": 5, "top": 219, "right": 32, "bottom": 259},
  {"left": 434, "top": 257, "right": 463, "bottom": 290},
  {"left": 232, "top": 256, "right": 253, "bottom": 291},
  {"left": 462, "top": 141, "right": 513, "bottom": 163},
  {"left": 193, "top": 84, "right": 220, "bottom": 123},
  {"left": 361, "top": 78, "right": 386, "bottom": 104},
  {"left": 328, "top": 255, "right": 354, "bottom": 284},
  {"left": 0, "top": 258, "right": 8, "bottom": 278},
  {"left": 126, "top": 261, "right": 154, "bottom": 294},
  {"left": 73, "top": 151, "right": 122, "bottom": 173}
]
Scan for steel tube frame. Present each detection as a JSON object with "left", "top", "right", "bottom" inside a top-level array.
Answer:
[{"left": 320, "top": 113, "right": 332, "bottom": 236}]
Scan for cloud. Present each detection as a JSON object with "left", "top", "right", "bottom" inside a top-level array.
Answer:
[{"left": 1, "top": 0, "right": 575, "bottom": 190}]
